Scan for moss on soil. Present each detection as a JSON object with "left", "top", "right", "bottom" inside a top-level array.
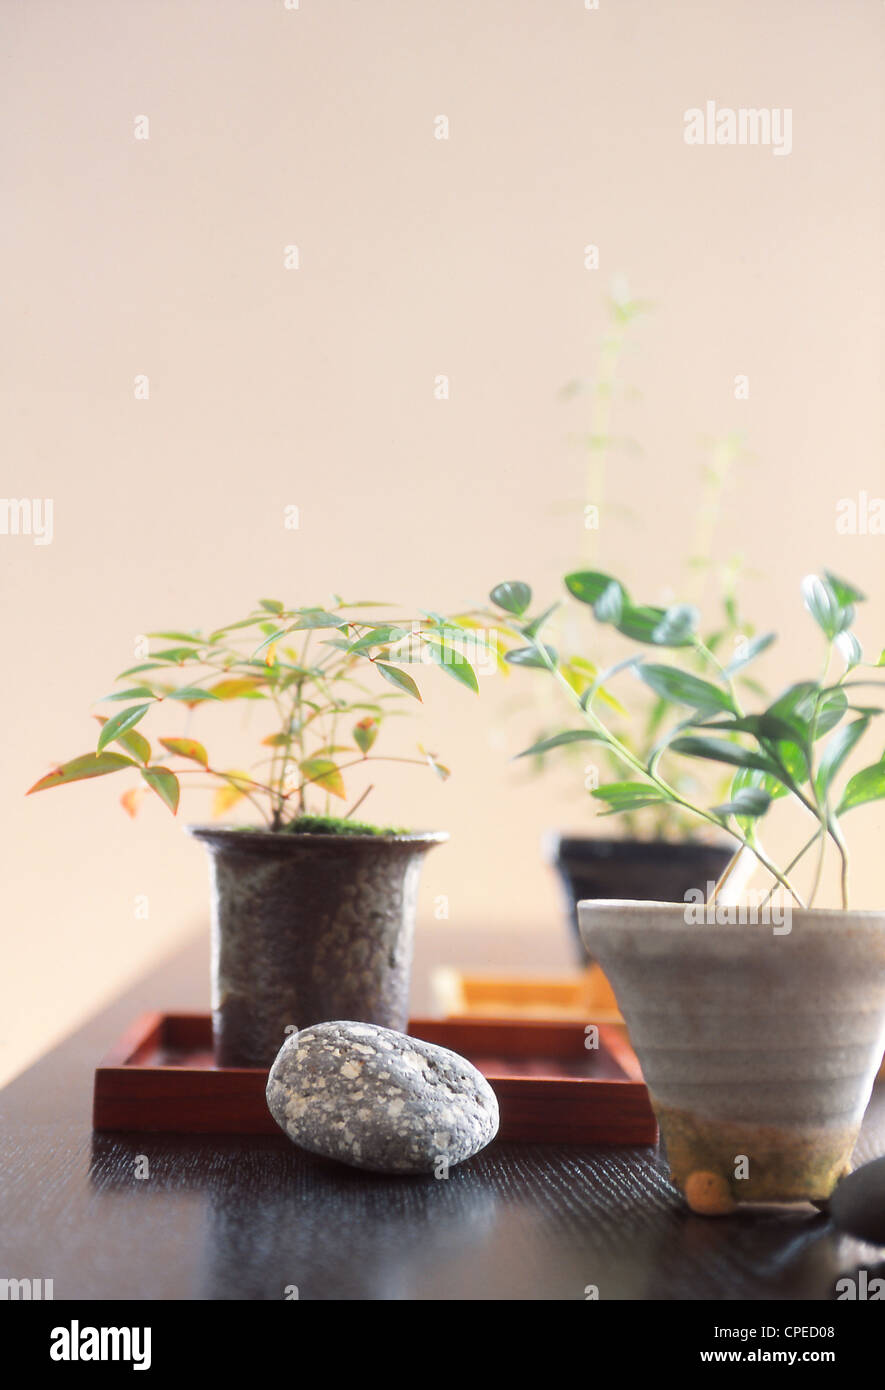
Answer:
[{"left": 239, "top": 814, "right": 412, "bottom": 837}]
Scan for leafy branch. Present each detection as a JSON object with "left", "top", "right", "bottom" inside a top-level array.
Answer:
[
  {"left": 28, "top": 598, "right": 481, "bottom": 828},
  {"left": 484, "top": 571, "right": 885, "bottom": 909}
]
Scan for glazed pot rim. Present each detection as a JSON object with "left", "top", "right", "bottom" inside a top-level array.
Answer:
[
  {"left": 578, "top": 897, "right": 885, "bottom": 925},
  {"left": 185, "top": 823, "right": 449, "bottom": 847}
]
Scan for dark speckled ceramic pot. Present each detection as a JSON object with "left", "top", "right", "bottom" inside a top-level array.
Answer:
[{"left": 187, "top": 826, "right": 448, "bottom": 1069}]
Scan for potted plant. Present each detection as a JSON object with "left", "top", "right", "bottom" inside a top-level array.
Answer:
[
  {"left": 487, "top": 567, "right": 885, "bottom": 1212},
  {"left": 28, "top": 598, "right": 479, "bottom": 1067},
  {"left": 481, "top": 281, "right": 751, "bottom": 957}
]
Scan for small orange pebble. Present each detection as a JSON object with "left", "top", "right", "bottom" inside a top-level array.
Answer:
[{"left": 684, "top": 1170, "right": 737, "bottom": 1216}]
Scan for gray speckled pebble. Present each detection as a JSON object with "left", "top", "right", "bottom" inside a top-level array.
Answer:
[{"left": 266, "top": 1020, "right": 499, "bottom": 1173}]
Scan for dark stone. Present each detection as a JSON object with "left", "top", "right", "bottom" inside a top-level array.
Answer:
[{"left": 830, "top": 1156, "right": 885, "bottom": 1245}]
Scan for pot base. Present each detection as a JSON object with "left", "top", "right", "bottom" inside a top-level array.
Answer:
[{"left": 658, "top": 1104, "right": 856, "bottom": 1214}]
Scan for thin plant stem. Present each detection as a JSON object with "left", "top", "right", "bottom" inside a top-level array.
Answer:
[
  {"left": 705, "top": 846, "right": 744, "bottom": 907},
  {"left": 344, "top": 784, "right": 373, "bottom": 820}
]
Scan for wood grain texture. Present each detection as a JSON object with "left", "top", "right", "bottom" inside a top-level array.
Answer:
[{"left": 2, "top": 931, "right": 885, "bottom": 1301}]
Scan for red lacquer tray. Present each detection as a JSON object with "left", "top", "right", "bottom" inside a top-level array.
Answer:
[{"left": 93, "top": 1012, "right": 657, "bottom": 1145}]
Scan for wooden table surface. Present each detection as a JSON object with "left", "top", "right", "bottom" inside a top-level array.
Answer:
[{"left": 2, "top": 928, "right": 884, "bottom": 1302}]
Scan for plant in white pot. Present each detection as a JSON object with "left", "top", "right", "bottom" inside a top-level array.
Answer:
[
  {"left": 488, "top": 568, "right": 885, "bottom": 1214},
  {"left": 28, "top": 598, "right": 479, "bottom": 1067}
]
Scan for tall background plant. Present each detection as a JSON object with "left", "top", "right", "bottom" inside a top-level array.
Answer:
[{"left": 508, "top": 281, "right": 759, "bottom": 838}]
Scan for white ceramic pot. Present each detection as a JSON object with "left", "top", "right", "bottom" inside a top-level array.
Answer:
[{"left": 578, "top": 899, "right": 885, "bottom": 1214}]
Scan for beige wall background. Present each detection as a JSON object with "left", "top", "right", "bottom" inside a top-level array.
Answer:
[{"left": 3, "top": 0, "right": 884, "bottom": 1086}]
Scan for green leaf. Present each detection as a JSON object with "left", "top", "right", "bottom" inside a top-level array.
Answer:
[
  {"left": 730, "top": 765, "right": 790, "bottom": 804},
  {"left": 815, "top": 718, "right": 870, "bottom": 799},
  {"left": 96, "top": 703, "right": 152, "bottom": 754},
  {"left": 723, "top": 633, "right": 775, "bottom": 677},
  {"left": 346, "top": 626, "right": 408, "bottom": 655},
  {"left": 208, "top": 678, "right": 265, "bottom": 700},
  {"left": 259, "top": 599, "right": 285, "bottom": 614},
  {"left": 702, "top": 714, "right": 806, "bottom": 744},
  {"left": 836, "top": 762, "right": 885, "bottom": 814},
  {"left": 252, "top": 629, "right": 287, "bottom": 655},
  {"left": 801, "top": 574, "right": 854, "bottom": 638},
  {"left": 593, "top": 581, "right": 624, "bottom": 624},
  {"left": 836, "top": 631, "right": 863, "bottom": 669},
  {"left": 158, "top": 737, "right": 209, "bottom": 767},
  {"left": 299, "top": 758, "right": 346, "bottom": 799},
  {"left": 145, "top": 630, "right": 203, "bottom": 643},
  {"left": 117, "top": 662, "right": 171, "bottom": 677},
  {"left": 636, "top": 664, "right": 735, "bottom": 714},
  {"left": 99, "top": 686, "right": 158, "bottom": 702},
  {"left": 515, "top": 730, "right": 605, "bottom": 759},
  {"left": 766, "top": 682, "right": 815, "bottom": 723},
  {"left": 767, "top": 683, "right": 846, "bottom": 740},
  {"left": 592, "top": 781, "right": 671, "bottom": 813},
  {"left": 335, "top": 600, "right": 396, "bottom": 609},
  {"left": 164, "top": 685, "right": 224, "bottom": 703},
  {"left": 615, "top": 603, "right": 696, "bottom": 646},
  {"left": 425, "top": 618, "right": 482, "bottom": 642},
  {"left": 651, "top": 604, "right": 699, "bottom": 646},
  {"left": 353, "top": 717, "right": 379, "bottom": 754},
  {"left": 696, "top": 714, "right": 809, "bottom": 783},
  {"left": 669, "top": 736, "right": 783, "bottom": 776},
  {"left": 424, "top": 639, "right": 479, "bottom": 693},
  {"left": 208, "top": 616, "right": 269, "bottom": 641},
  {"left": 711, "top": 787, "right": 772, "bottom": 818},
  {"left": 120, "top": 731, "right": 151, "bottom": 764},
  {"left": 565, "top": 656, "right": 597, "bottom": 679},
  {"left": 140, "top": 767, "right": 180, "bottom": 814},
  {"left": 812, "top": 688, "right": 849, "bottom": 738},
  {"left": 287, "top": 609, "right": 349, "bottom": 631},
  {"left": 564, "top": 571, "right": 628, "bottom": 611},
  {"left": 646, "top": 693, "right": 671, "bottom": 741},
  {"left": 824, "top": 572, "right": 866, "bottom": 606},
  {"left": 28, "top": 751, "right": 136, "bottom": 795},
  {"left": 375, "top": 663, "right": 422, "bottom": 701},
  {"left": 489, "top": 582, "right": 532, "bottom": 616},
  {"left": 149, "top": 647, "right": 200, "bottom": 663},
  {"left": 94, "top": 716, "right": 151, "bottom": 765},
  {"left": 504, "top": 644, "right": 557, "bottom": 669}
]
